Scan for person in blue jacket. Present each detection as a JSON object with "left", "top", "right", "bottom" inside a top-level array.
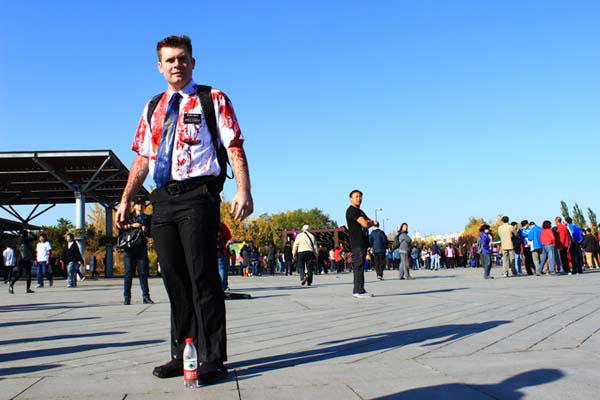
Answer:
[
  {"left": 565, "top": 217, "right": 583, "bottom": 274},
  {"left": 527, "top": 222, "right": 543, "bottom": 273},
  {"left": 479, "top": 225, "right": 493, "bottom": 279},
  {"left": 369, "top": 221, "right": 388, "bottom": 280}
]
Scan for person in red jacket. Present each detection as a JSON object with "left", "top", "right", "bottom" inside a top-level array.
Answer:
[
  {"left": 554, "top": 217, "right": 571, "bottom": 274},
  {"left": 538, "top": 221, "right": 557, "bottom": 275}
]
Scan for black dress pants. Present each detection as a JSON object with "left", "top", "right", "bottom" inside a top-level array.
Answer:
[
  {"left": 297, "top": 251, "right": 314, "bottom": 285},
  {"left": 351, "top": 247, "right": 366, "bottom": 294},
  {"left": 150, "top": 184, "right": 226, "bottom": 363},
  {"left": 570, "top": 243, "right": 583, "bottom": 274},
  {"left": 523, "top": 247, "right": 534, "bottom": 275},
  {"left": 373, "top": 252, "right": 386, "bottom": 277},
  {"left": 10, "top": 259, "right": 32, "bottom": 290},
  {"left": 558, "top": 248, "right": 570, "bottom": 273}
]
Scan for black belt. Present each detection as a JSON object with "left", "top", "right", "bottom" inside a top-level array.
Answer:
[{"left": 164, "top": 176, "right": 216, "bottom": 196}]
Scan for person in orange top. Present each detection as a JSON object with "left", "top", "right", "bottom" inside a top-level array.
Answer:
[
  {"left": 538, "top": 221, "right": 557, "bottom": 275},
  {"left": 554, "top": 217, "right": 571, "bottom": 274}
]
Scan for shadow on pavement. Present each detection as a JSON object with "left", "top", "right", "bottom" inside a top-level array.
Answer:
[
  {"left": 375, "top": 288, "right": 467, "bottom": 297},
  {"left": 0, "top": 317, "right": 100, "bottom": 329},
  {"left": 0, "top": 331, "right": 127, "bottom": 346},
  {"left": 370, "top": 368, "right": 564, "bottom": 400},
  {"left": 0, "top": 340, "right": 164, "bottom": 363},
  {"left": 232, "top": 320, "right": 510, "bottom": 378},
  {"left": 0, "top": 302, "right": 80, "bottom": 312},
  {"left": 0, "top": 364, "right": 63, "bottom": 377}
]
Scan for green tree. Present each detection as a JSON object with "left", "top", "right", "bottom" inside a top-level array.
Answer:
[
  {"left": 460, "top": 216, "right": 486, "bottom": 242},
  {"left": 41, "top": 218, "right": 74, "bottom": 253},
  {"left": 572, "top": 203, "right": 587, "bottom": 228},
  {"left": 588, "top": 208, "right": 598, "bottom": 233},
  {"left": 560, "top": 201, "right": 570, "bottom": 221}
]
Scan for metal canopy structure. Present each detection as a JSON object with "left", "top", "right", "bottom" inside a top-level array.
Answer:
[
  {"left": 0, "top": 150, "right": 145, "bottom": 208},
  {"left": 0, "top": 150, "right": 148, "bottom": 276},
  {"left": 0, "top": 217, "right": 41, "bottom": 234}
]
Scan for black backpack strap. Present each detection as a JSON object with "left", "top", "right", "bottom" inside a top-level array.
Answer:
[
  {"left": 196, "top": 85, "right": 233, "bottom": 191},
  {"left": 195, "top": 85, "right": 220, "bottom": 151},
  {"left": 146, "top": 93, "right": 164, "bottom": 129}
]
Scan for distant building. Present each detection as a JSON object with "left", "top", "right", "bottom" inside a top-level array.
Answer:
[{"left": 413, "top": 231, "right": 463, "bottom": 244}]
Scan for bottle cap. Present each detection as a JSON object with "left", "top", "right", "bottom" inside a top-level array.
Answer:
[{"left": 185, "top": 338, "right": 193, "bottom": 344}]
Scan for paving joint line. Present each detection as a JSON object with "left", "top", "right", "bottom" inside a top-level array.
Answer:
[
  {"left": 234, "top": 369, "right": 242, "bottom": 400},
  {"left": 527, "top": 304, "right": 600, "bottom": 350},
  {"left": 10, "top": 376, "right": 45, "bottom": 400},
  {"left": 136, "top": 305, "right": 152, "bottom": 316},
  {"left": 344, "top": 383, "right": 365, "bottom": 399}
]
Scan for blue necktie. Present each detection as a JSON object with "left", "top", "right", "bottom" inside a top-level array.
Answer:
[{"left": 153, "top": 93, "right": 182, "bottom": 188}]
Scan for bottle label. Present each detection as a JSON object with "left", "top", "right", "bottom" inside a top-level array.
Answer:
[{"left": 184, "top": 367, "right": 198, "bottom": 381}]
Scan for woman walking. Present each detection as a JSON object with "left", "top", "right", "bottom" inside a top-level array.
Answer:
[{"left": 395, "top": 223, "right": 414, "bottom": 280}]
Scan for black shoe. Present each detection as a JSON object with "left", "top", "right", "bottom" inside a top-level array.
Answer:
[
  {"left": 143, "top": 296, "right": 154, "bottom": 304},
  {"left": 301, "top": 276, "right": 307, "bottom": 286},
  {"left": 123, "top": 298, "right": 131, "bottom": 305},
  {"left": 8, "top": 285, "right": 14, "bottom": 294},
  {"left": 153, "top": 359, "right": 183, "bottom": 378},
  {"left": 197, "top": 362, "right": 227, "bottom": 385},
  {"left": 26, "top": 289, "right": 35, "bottom": 293}
]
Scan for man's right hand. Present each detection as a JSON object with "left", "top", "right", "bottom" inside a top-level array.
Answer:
[{"left": 115, "top": 201, "right": 129, "bottom": 229}]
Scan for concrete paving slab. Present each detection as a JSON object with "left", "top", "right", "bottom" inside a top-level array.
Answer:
[{"left": 1, "top": 268, "right": 599, "bottom": 399}]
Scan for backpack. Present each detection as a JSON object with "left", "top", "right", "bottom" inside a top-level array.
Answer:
[{"left": 146, "top": 85, "right": 231, "bottom": 193}]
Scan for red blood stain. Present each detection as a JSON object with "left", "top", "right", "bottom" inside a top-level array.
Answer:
[
  {"left": 131, "top": 114, "right": 146, "bottom": 153},
  {"left": 150, "top": 94, "right": 168, "bottom": 154}
]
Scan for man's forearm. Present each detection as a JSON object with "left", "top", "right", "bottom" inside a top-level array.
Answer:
[
  {"left": 121, "top": 155, "right": 149, "bottom": 203},
  {"left": 227, "top": 144, "right": 251, "bottom": 192}
]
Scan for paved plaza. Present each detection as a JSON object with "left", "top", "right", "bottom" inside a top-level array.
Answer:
[{"left": 1, "top": 268, "right": 600, "bottom": 399}]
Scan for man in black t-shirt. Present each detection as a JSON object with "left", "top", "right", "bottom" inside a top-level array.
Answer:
[{"left": 345, "top": 189, "right": 375, "bottom": 298}]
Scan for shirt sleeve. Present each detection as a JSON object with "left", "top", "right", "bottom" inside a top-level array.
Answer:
[
  {"left": 131, "top": 102, "right": 152, "bottom": 157},
  {"left": 211, "top": 89, "right": 244, "bottom": 148}
]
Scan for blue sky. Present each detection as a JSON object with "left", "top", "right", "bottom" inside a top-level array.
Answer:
[{"left": 1, "top": 1, "right": 599, "bottom": 235}]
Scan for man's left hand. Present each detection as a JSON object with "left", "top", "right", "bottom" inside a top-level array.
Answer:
[{"left": 231, "top": 190, "right": 253, "bottom": 221}]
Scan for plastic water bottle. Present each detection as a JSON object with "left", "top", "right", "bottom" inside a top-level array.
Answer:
[{"left": 183, "top": 338, "right": 198, "bottom": 388}]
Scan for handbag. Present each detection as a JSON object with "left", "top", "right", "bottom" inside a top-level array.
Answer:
[{"left": 117, "top": 228, "right": 144, "bottom": 251}]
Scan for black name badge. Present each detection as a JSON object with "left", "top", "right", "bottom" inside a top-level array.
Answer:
[{"left": 183, "top": 113, "right": 202, "bottom": 124}]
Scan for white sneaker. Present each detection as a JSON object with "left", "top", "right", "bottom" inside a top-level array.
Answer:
[{"left": 352, "top": 292, "right": 373, "bottom": 298}]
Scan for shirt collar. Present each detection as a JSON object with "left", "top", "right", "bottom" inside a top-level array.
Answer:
[{"left": 167, "top": 79, "right": 197, "bottom": 100}]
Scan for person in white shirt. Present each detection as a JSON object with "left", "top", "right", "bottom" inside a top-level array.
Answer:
[
  {"left": 3, "top": 244, "right": 16, "bottom": 284},
  {"left": 35, "top": 233, "right": 52, "bottom": 288}
]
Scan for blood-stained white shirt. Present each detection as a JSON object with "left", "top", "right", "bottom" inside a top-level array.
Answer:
[{"left": 131, "top": 80, "right": 244, "bottom": 181}]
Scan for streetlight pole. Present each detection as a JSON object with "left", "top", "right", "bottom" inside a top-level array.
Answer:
[{"left": 374, "top": 208, "right": 382, "bottom": 222}]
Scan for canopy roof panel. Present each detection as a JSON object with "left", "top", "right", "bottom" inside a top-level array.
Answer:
[{"left": 0, "top": 150, "right": 148, "bottom": 207}]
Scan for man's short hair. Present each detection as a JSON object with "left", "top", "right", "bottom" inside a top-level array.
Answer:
[
  {"left": 157, "top": 35, "right": 192, "bottom": 60},
  {"left": 349, "top": 189, "right": 363, "bottom": 198},
  {"left": 586, "top": 228, "right": 592, "bottom": 233},
  {"left": 529, "top": 221, "right": 536, "bottom": 226},
  {"left": 565, "top": 217, "right": 573, "bottom": 224},
  {"left": 555, "top": 216, "right": 562, "bottom": 223},
  {"left": 511, "top": 221, "right": 517, "bottom": 226},
  {"left": 501, "top": 216, "right": 509, "bottom": 223},
  {"left": 521, "top": 220, "right": 528, "bottom": 227},
  {"left": 373, "top": 221, "right": 379, "bottom": 227},
  {"left": 39, "top": 233, "right": 47, "bottom": 240},
  {"left": 67, "top": 233, "right": 75, "bottom": 241}
]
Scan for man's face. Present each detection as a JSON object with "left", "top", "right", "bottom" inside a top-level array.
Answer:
[
  {"left": 134, "top": 203, "right": 143, "bottom": 213},
  {"left": 39, "top": 236, "right": 45, "bottom": 243},
  {"left": 158, "top": 46, "right": 195, "bottom": 90},
  {"left": 350, "top": 192, "right": 362, "bottom": 207}
]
